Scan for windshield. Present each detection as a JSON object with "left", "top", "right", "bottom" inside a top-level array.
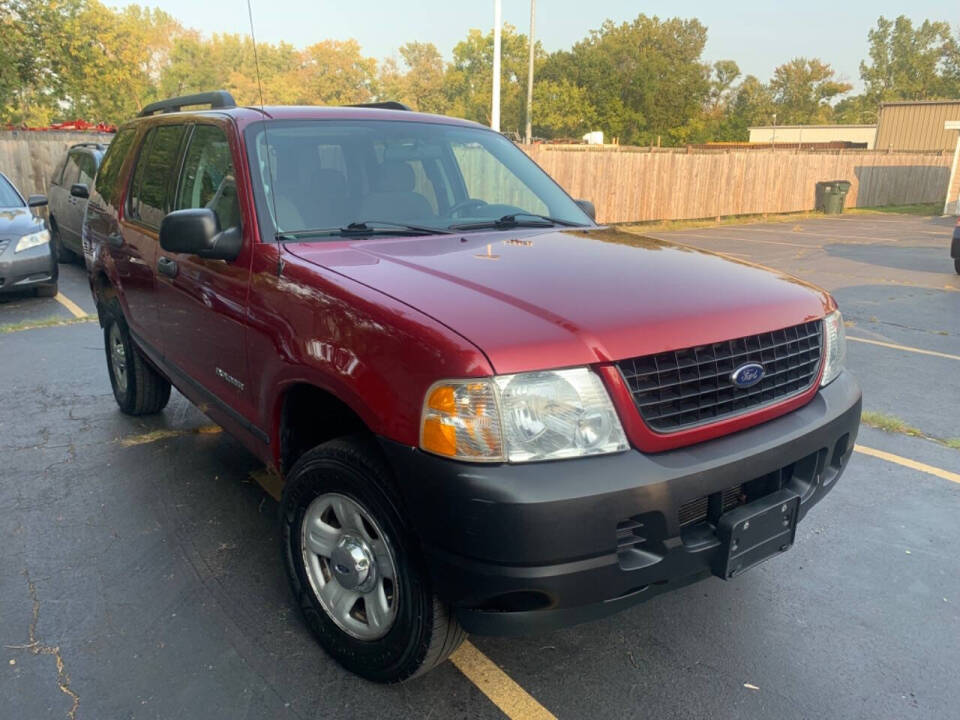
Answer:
[
  {"left": 245, "top": 119, "right": 592, "bottom": 237},
  {"left": 0, "top": 175, "right": 24, "bottom": 208}
]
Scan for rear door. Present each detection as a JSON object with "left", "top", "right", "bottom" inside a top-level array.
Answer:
[
  {"left": 54, "top": 152, "right": 82, "bottom": 248},
  {"left": 63, "top": 151, "right": 98, "bottom": 253},
  {"left": 115, "top": 123, "right": 187, "bottom": 348},
  {"left": 154, "top": 121, "right": 254, "bottom": 422}
]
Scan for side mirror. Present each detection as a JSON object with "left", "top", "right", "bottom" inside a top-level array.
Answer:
[
  {"left": 575, "top": 199, "right": 596, "bottom": 222},
  {"left": 159, "top": 208, "right": 241, "bottom": 261},
  {"left": 27, "top": 194, "right": 48, "bottom": 208},
  {"left": 70, "top": 184, "right": 89, "bottom": 199}
]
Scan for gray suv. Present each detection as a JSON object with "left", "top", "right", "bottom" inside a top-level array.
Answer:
[{"left": 48, "top": 142, "right": 106, "bottom": 263}]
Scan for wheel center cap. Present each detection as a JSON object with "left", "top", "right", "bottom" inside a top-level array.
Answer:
[{"left": 330, "top": 535, "right": 375, "bottom": 591}]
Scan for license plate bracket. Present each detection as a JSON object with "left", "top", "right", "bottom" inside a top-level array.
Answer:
[{"left": 713, "top": 488, "right": 801, "bottom": 580}]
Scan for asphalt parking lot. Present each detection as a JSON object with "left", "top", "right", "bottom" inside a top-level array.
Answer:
[{"left": 1, "top": 212, "right": 958, "bottom": 719}]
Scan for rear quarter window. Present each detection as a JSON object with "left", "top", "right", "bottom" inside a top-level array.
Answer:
[{"left": 94, "top": 128, "right": 135, "bottom": 209}]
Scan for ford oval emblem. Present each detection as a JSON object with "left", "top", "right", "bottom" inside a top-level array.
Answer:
[{"left": 731, "top": 362, "right": 765, "bottom": 388}]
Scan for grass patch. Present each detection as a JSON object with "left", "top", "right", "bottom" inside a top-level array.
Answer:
[
  {"left": 861, "top": 410, "right": 960, "bottom": 451},
  {"left": 847, "top": 202, "right": 942, "bottom": 216},
  {"left": 619, "top": 210, "right": 823, "bottom": 233},
  {"left": 0, "top": 315, "right": 94, "bottom": 334},
  {"left": 616, "top": 201, "right": 943, "bottom": 233},
  {"left": 861, "top": 411, "right": 924, "bottom": 437}
]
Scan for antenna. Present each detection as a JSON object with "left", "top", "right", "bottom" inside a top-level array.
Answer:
[{"left": 246, "top": 0, "right": 283, "bottom": 275}]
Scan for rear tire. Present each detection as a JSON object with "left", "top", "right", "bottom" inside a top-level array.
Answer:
[
  {"left": 102, "top": 298, "right": 171, "bottom": 415},
  {"left": 281, "top": 438, "right": 465, "bottom": 683},
  {"left": 35, "top": 284, "right": 58, "bottom": 298}
]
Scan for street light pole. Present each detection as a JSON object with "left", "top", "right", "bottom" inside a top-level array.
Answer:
[
  {"left": 525, "top": 0, "right": 536, "bottom": 144},
  {"left": 491, "top": 0, "right": 502, "bottom": 132}
]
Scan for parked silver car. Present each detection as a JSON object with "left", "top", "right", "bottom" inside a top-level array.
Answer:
[
  {"left": 0, "top": 172, "right": 56, "bottom": 297},
  {"left": 48, "top": 142, "right": 105, "bottom": 264}
]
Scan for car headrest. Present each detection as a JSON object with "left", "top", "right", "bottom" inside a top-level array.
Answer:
[
  {"left": 376, "top": 161, "right": 415, "bottom": 193},
  {"left": 312, "top": 168, "right": 347, "bottom": 195}
]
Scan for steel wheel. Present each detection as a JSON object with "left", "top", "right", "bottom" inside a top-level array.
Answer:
[
  {"left": 301, "top": 492, "right": 399, "bottom": 640},
  {"left": 109, "top": 323, "right": 128, "bottom": 393}
]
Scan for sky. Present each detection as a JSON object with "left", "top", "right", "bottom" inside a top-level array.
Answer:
[{"left": 108, "top": 0, "right": 959, "bottom": 92}]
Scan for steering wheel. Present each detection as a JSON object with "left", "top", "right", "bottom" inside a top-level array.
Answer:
[{"left": 448, "top": 198, "right": 488, "bottom": 218}]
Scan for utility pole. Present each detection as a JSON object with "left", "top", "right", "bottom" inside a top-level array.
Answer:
[
  {"left": 525, "top": 0, "right": 536, "bottom": 144},
  {"left": 491, "top": 0, "right": 502, "bottom": 132}
]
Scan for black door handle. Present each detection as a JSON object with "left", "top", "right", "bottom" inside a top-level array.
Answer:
[
  {"left": 107, "top": 232, "right": 123, "bottom": 248},
  {"left": 157, "top": 256, "right": 178, "bottom": 278}
]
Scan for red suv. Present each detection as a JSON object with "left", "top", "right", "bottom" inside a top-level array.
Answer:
[{"left": 84, "top": 92, "right": 861, "bottom": 682}]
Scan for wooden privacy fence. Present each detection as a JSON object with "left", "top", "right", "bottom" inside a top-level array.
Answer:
[
  {"left": 523, "top": 146, "right": 953, "bottom": 223},
  {"left": 0, "top": 130, "right": 113, "bottom": 198},
  {"left": 1, "top": 131, "right": 951, "bottom": 223}
]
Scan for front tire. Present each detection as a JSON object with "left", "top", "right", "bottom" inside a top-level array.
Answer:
[
  {"left": 35, "top": 284, "right": 58, "bottom": 298},
  {"left": 281, "top": 438, "right": 465, "bottom": 683},
  {"left": 102, "top": 298, "right": 171, "bottom": 415},
  {"left": 51, "top": 221, "right": 77, "bottom": 264}
]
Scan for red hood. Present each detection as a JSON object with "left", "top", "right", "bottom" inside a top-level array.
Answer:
[{"left": 285, "top": 227, "right": 831, "bottom": 374}]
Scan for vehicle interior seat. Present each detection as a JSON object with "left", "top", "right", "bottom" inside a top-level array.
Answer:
[
  {"left": 273, "top": 158, "right": 350, "bottom": 231},
  {"left": 359, "top": 161, "right": 434, "bottom": 223}
]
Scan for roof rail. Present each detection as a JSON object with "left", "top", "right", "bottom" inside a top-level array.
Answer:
[
  {"left": 138, "top": 91, "right": 236, "bottom": 118},
  {"left": 69, "top": 142, "right": 107, "bottom": 150},
  {"left": 346, "top": 101, "right": 412, "bottom": 111}
]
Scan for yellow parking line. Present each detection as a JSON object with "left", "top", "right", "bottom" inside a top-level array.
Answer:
[
  {"left": 54, "top": 292, "right": 88, "bottom": 319},
  {"left": 855, "top": 445, "right": 960, "bottom": 485},
  {"left": 450, "top": 641, "right": 557, "bottom": 720},
  {"left": 847, "top": 336, "right": 960, "bottom": 361}
]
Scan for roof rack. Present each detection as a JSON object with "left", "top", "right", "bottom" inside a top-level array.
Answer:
[
  {"left": 69, "top": 142, "right": 107, "bottom": 150},
  {"left": 138, "top": 91, "right": 236, "bottom": 118},
  {"left": 346, "top": 101, "right": 412, "bottom": 111}
]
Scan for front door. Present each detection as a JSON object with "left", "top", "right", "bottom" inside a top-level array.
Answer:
[{"left": 154, "top": 123, "right": 255, "bottom": 425}]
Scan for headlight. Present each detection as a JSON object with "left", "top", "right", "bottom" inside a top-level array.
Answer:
[
  {"left": 14, "top": 229, "right": 50, "bottom": 253},
  {"left": 420, "top": 367, "right": 628, "bottom": 463},
  {"left": 820, "top": 310, "right": 846, "bottom": 386}
]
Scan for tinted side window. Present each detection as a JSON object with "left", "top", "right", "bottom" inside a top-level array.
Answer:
[
  {"left": 175, "top": 125, "right": 240, "bottom": 230},
  {"left": 128, "top": 125, "right": 186, "bottom": 228},
  {"left": 61, "top": 153, "right": 82, "bottom": 187},
  {"left": 77, "top": 153, "right": 97, "bottom": 186},
  {"left": 95, "top": 128, "right": 136, "bottom": 208},
  {"left": 51, "top": 156, "right": 67, "bottom": 186}
]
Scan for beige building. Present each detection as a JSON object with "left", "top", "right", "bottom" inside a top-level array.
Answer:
[
  {"left": 748, "top": 124, "right": 877, "bottom": 148},
  {"left": 945, "top": 120, "right": 960, "bottom": 215},
  {"left": 875, "top": 100, "right": 960, "bottom": 152}
]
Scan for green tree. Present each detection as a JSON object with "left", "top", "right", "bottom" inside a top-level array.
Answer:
[
  {"left": 540, "top": 15, "right": 711, "bottom": 146},
  {"left": 379, "top": 42, "right": 449, "bottom": 113},
  {"left": 0, "top": 0, "right": 85, "bottom": 125},
  {"left": 532, "top": 79, "right": 597, "bottom": 138},
  {"left": 297, "top": 39, "right": 378, "bottom": 105},
  {"left": 768, "top": 57, "right": 851, "bottom": 124},
  {"left": 860, "top": 16, "right": 959, "bottom": 102},
  {"left": 445, "top": 25, "right": 537, "bottom": 134},
  {"left": 60, "top": 1, "right": 183, "bottom": 121},
  {"left": 718, "top": 75, "right": 775, "bottom": 141}
]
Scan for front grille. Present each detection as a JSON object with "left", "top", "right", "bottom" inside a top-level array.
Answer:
[
  {"left": 679, "top": 483, "right": 744, "bottom": 526},
  {"left": 618, "top": 320, "right": 823, "bottom": 432},
  {"left": 0, "top": 239, "right": 10, "bottom": 254}
]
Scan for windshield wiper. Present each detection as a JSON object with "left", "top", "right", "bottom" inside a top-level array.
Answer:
[
  {"left": 449, "top": 212, "right": 583, "bottom": 231},
  {"left": 277, "top": 220, "right": 451, "bottom": 241}
]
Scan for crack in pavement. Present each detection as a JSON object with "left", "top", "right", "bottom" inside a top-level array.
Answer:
[{"left": 6, "top": 569, "right": 80, "bottom": 720}]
